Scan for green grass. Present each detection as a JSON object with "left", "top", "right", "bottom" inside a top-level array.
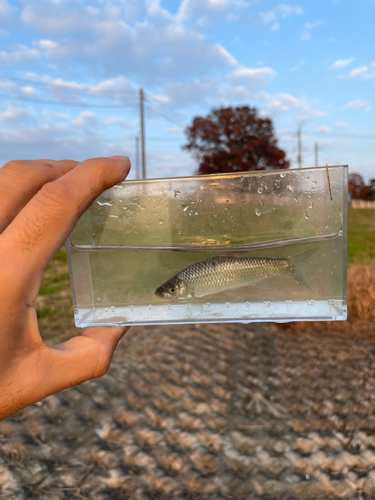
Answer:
[{"left": 348, "top": 208, "right": 375, "bottom": 264}]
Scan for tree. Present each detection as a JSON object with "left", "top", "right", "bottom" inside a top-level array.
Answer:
[
  {"left": 348, "top": 173, "right": 367, "bottom": 199},
  {"left": 366, "top": 178, "right": 375, "bottom": 200},
  {"left": 182, "top": 105, "right": 290, "bottom": 175}
]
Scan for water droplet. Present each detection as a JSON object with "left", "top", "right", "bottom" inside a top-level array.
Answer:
[
  {"left": 148, "top": 305, "right": 152, "bottom": 310},
  {"left": 285, "top": 300, "right": 292, "bottom": 306},
  {"left": 309, "top": 202, "right": 314, "bottom": 209},
  {"left": 226, "top": 199, "right": 230, "bottom": 203},
  {"left": 111, "top": 306, "right": 115, "bottom": 313},
  {"left": 245, "top": 301, "right": 250, "bottom": 308},
  {"left": 338, "top": 229, "right": 343, "bottom": 236},
  {"left": 259, "top": 198, "right": 265, "bottom": 206},
  {"left": 257, "top": 187, "right": 263, "bottom": 194},
  {"left": 264, "top": 301, "right": 271, "bottom": 308},
  {"left": 304, "top": 211, "right": 309, "bottom": 219},
  {"left": 182, "top": 204, "right": 189, "bottom": 212},
  {"left": 286, "top": 184, "right": 294, "bottom": 192},
  {"left": 280, "top": 172, "right": 286, "bottom": 178},
  {"left": 255, "top": 208, "right": 261, "bottom": 216},
  {"left": 168, "top": 304, "right": 172, "bottom": 310},
  {"left": 158, "top": 218, "right": 164, "bottom": 224},
  {"left": 104, "top": 308, "right": 108, "bottom": 313},
  {"left": 225, "top": 302, "right": 230, "bottom": 308},
  {"left": 74, "top": 308, "right": 78, "bottom": 314},
  {"left": 96, "top": 200, "right": 114, "bottom": 206},
  {"left": 243, "top": 202, "right": 247, "bottom": 207}
]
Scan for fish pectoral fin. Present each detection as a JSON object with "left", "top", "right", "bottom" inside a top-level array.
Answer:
[{"left": 251, "top": 280, "right": 271, "bottom": 290}]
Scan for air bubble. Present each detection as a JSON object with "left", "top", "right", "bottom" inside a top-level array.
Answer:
[
  {"left": 309, "top": 202, "right": 314, "bottom": 209},
  {"left": 255, "top": 208, "right": 261, "bottom": 216},
  {"left": 104, "top": 308, "right": 108, "bottom": 313},
  {"left": 159, "top": 218, "right": 164, "bottom": 224},
  {"left": 257, "top": 187, "right": 263, "bottom": 194},
  {"left": 225, "top": 302, "right": 230, "bottom": 308},
  {"left": 286, "top": 184, "right": 294, "bottom": 192},
  {"left": 96, "top": 200, "right": 114, "bottom": 206},
  {"left": 304, "top": 211, "right": 309, "bottom": 220},
  {"left": 74, "top": 308, "right": 78, "bottom": 314},
  {"left": 280, "top": 172, "right": 286, "bottom": 178},
  {"left": 264, "top": 301, "right": 271, "bottom": 308},
  {"left": 111, "top": 306, "right": 115, "bottom": 313},
  {"left": 245, "top": 301, "right": 250, "bottom": 307},
  {"left": 226, "top": 199, "right": 230, "bottom": 203}
]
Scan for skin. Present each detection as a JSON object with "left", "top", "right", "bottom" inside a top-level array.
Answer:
[{"left": 0, "top": 156, "right": 131, "bottom": 420}]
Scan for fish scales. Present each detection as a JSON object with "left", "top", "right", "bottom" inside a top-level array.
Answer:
[{"left": 177, "top": 256, "right": 292, "bottom": 297}]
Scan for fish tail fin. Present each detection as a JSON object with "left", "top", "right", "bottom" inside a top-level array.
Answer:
[{"left": 289, "top": 248, "right": 317, "bottom": 293}]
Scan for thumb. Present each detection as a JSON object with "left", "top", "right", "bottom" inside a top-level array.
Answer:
[{"left": 47, "top": 326, "right": 130, "bottom": 389}]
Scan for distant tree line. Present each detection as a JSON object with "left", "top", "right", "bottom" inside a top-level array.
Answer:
[{"left": 348, "top": 173, "right": 375, "bottom": 200}]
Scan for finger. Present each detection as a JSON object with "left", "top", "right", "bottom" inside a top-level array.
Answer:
[
  {"left": 50, "top": 326, "right": 131, "bottom": 385},
  {"left": 1, "top": 156, "right": 130, "bottom": 297},
  {"left": 0, "top": 326, "right": 130, "bottom": 420},
  {"left": 0, "top": 159, "right": 79, "bottom": 233}
]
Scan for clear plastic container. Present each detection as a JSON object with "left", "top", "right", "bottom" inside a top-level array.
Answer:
[{"left": 66, "top": 166, "right": 348, "bottom": 327}]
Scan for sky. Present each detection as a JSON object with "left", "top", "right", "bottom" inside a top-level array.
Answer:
[{"left": 0, "top": 0, "right": 374, "bottom": 182}]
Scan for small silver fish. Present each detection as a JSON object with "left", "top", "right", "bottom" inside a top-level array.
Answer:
[{"left": 155, "top": 248, "right": 316, "bottom": 299}]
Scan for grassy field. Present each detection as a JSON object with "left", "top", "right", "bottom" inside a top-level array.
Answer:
[
  {"left": 36, "top": 207, "right": 375, "bottom": 343},
  {"left": 348, "top": 208, "right": 375, "bottom": 264}
]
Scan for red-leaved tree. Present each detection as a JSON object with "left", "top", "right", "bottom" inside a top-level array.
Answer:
[
  {"left": 348, "top": 173, "right": 367, "bottom": 199},
  {"left": 182, "top": 106, "right": 289, "bottom": 175}
]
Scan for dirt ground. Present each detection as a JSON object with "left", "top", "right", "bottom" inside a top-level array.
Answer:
[{"left": 2, "top": 319, "right": 375, "bottom": 500}]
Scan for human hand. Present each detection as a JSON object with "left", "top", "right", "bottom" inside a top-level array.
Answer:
[{"left": 0, "top": 156, "right": 131, "bottom": 420}]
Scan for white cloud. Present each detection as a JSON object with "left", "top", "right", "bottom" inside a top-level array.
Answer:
[
  {"left": 229, "top": 66, "right": 276, "bottom": 86},
  {"left": 266, "top": 93, "right": 327, "bottom": 121},
  {"left": 331, "top": 57, "right": 354, "bottom": 69},
  {"left": 71, "top": 111, "right": 98, "bottom": 127},
  {"left": 0, "top": 44, "right": 40, "bottom": 65},
  {"left": 317, "top": 125, "right": 330, "bottom": 133},
  {"left": 0, "top": 106, "right": 29, "bottom": 122},
  {"left": 104, "top": 116, "right": 128, "bottom": 126},
  {"left": 259, "top": 3, "right": 303, "bottom": 30},
  {"left": 18, "top": 5, "right": 237, "bottom": 85},
  {"left": 344, "top": 99, "right": 372, "bottom": 112},
  {"left": 349, "top": 65, "right": 368, "bottom": 78},
  {"left": 0, "top": 0, "right": 12, "bottom": 22},
  {"left": 334, "top": 122, "right": 348, "bottom": 128},
  {"left": 300, "top": 19, "right": 325, "bottom": 41}
]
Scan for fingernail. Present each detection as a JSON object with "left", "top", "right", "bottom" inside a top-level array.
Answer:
[{"left": 108, "top": 155, "right": 129, "bottom": 161}]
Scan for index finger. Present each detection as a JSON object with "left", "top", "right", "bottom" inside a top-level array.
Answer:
[
  {"left": 0, "top": 159, "right": 79, "bottom": 233},
  {"left": 1, "top": 156, "right": 130, "bottom": 298}
]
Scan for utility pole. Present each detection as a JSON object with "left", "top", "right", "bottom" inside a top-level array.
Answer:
[
  {"left": 139, "top": 88, "right": 146, "bottom": 179},
  {"left": 135, "top": 135, "right": 140, "bottom": 180},
  {"left": 297, "top": 125, "right": 302, "bottom": 169},
  {"left": 314, "top": 142, "right": 318, "bottom": 168}
]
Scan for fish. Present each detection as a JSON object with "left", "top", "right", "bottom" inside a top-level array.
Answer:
[{"left": 154, "top": 248, "right": 316, "bottom": 299}]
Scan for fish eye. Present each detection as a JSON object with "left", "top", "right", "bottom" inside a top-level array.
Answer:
[{"left": 169, "top": 287, "right": 176, "bottom": 294}]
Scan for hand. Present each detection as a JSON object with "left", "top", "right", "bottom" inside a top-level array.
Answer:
[{"left": 0, "top": 156, "right": 131, "bottom": 420}]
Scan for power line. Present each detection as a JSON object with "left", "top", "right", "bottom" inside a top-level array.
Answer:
[
  {"left": 0, "top": 93, "right": 137, "bottom": 108},
  {"left": 145, "top": 98, "right": 185, "bottom": 128},
  {"left": 0, "top": 74, "right": 138, "bottom": 99}
]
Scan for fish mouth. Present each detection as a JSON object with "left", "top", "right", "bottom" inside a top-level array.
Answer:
[{"left": 154, "top": 286, "right": 165, "bottom": 297}]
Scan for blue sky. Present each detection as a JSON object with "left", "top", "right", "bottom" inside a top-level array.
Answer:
[{"left": 0, "top": 0, "right": 374, "bottom": 182}]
